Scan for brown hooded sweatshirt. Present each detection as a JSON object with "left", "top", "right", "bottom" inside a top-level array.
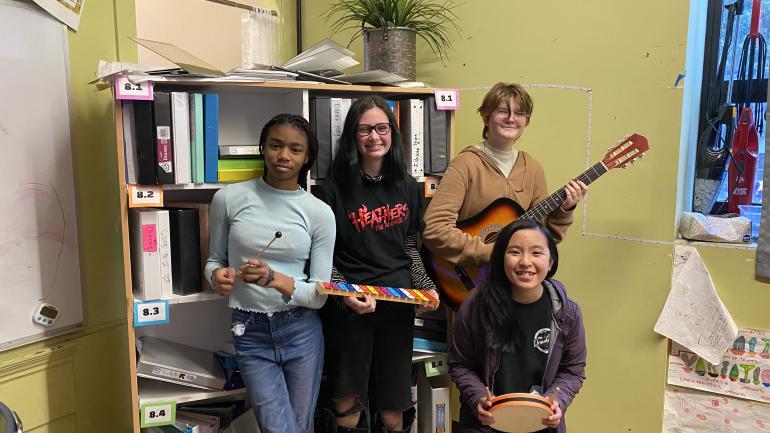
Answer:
[{"left": 422, "top": 144, "right": 574, "bottom": 267}]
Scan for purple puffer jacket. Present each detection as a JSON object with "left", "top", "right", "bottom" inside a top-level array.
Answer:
[{"left": 448, "top": 279, "right": 587, "bottom": 433}]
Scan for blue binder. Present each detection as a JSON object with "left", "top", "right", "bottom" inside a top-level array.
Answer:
[{"left": 203, "top": 94, "right": 219, "bottom": 183}]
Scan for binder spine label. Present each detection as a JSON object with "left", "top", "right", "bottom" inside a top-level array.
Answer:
[
  {"left": 152, "top": 366, "right": 198, "bottom": 383},
  {"left": 156, "top": 126, "right": 173, "bottom": 173},
  {"left": 142, "top": 224, "right": 158, "bottom": 252}
]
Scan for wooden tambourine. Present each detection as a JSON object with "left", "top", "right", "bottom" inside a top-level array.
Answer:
[{"left": 488, "top": 393, "right": 554, "bottom": 433}]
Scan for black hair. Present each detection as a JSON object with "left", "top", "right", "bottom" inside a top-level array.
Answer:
[
  {"left": 258, "top": 113, "right": 318, "bottom": 190},
  {"left": 329, "top": 95, "right": 407, "bottom": 187},
  {"left": 477, "top": 219, "right": 559, "bottom": 351}
]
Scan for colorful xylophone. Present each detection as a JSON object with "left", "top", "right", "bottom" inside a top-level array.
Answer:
[{"left": 316, "top": 281, "right": 438, "bottom": 305}]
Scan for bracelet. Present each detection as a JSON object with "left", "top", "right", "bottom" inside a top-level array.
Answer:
[{"left": 263, "top": 267, "right": 275, "bottom": 287}]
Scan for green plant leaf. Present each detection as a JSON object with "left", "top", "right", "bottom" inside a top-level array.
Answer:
[{"left": 323, "top": 0, "right": 463, "bottom": 63}]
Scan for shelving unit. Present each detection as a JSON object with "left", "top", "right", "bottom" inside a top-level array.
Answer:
[
  {"left": 112, "top": 79, "right": 455, "bottom": 432},
  {"left": 138, "top": 378, "right": 249, "bottom": 406}
]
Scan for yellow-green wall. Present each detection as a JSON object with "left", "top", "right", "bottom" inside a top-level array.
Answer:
[
  {"left": 3, "top": 1, "right": 769, "bottom": 432},
  {"left": 0, "top": 1, "right": 135, "bottom": 431},
  {"left": 297, "top": 1, "right": 768, "bottom": 432}
]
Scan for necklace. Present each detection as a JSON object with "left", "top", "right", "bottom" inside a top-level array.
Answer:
[{"left": 360, "top": 169, "right": 383, "bottom": 182}]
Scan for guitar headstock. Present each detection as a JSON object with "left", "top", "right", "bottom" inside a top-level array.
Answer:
[{"left": 602, "top": 133, "right": 649, "bottom": 170}]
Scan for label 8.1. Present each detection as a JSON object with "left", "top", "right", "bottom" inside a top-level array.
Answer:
[
  {"left": 434, "top": 89, "right": 459, "bottom": 110},
  {"left": 115, "top": 75, "right": 154, "bottom": 100}
]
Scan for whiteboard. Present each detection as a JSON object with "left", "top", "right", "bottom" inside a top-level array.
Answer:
[{"left": 0, "top": 1, "right": 84, "bottom": 350}]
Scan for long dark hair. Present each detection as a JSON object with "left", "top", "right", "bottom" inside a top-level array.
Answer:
[
  {"left": 477, "top": 219, "right": 559, "bottom": 351},
  {"left": 258, "top": 113, "right": 319, "bottom": 190},
  {"left": 329, "top": 95, "right": 407, "bottom": 186}
]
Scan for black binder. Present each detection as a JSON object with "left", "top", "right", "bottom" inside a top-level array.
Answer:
[
  {"left": 310, "top": 97, "right": 332, "bottom": 179},
  {"left": 168, "top": 208, "right": 202, "bottom": 295},
  {"left": 133, "top": 100, "right": 158, "bottom": 185},
  {"left": 153, "top": 91, "right": 176, "bottom": 184},
  {"left": 426, "top": 96, "right": 449, "bottom": 174}
]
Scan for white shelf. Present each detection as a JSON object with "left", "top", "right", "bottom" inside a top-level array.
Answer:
[
  {"left": 163, "top": 183, "right": 228, "bottom": 190},
  {"left": 673, "top": 238, "right": 757, "bottom": 251},
  {"left": 167, "top": 291, "right": 226, "bottom": 305},
  {"left": 138, "top": 378, "right": 247, "bottom": 405},
  {"left": 412, "top": 349, "right": 446, "bottom": 363},
  {"left": 134, "top": 291, "right": 226, "bottom": 305}
]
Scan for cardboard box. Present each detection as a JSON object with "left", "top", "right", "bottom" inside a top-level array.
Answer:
[{"left": 417, "top": 373, "right": 450, "bottom": 433}]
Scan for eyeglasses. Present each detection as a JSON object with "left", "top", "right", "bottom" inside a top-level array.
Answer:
[
  {"left": 492, "top": 109, "right": 529, "bottom": 120},
  {"left": 356, "top": 123, "right": 392, "bottom": 136}
]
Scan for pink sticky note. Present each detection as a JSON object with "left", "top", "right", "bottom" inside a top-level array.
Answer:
[{"left": 142, "top": 224, "right": 158, "bottom": 252}]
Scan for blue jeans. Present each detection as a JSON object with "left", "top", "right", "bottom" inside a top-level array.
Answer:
[{"left": 232, "top": 307, "right": 324, "bottom": 433}]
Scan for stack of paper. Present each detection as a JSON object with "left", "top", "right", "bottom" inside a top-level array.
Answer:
[
  {"left": 227, "top": 68, "right": 298, "bottom": 81},
  {"left": 281, "top": 38, "right": 358, "bottom": 73},
  {"left": 335, "top": 70, "right": 406, "bottom": 85}
]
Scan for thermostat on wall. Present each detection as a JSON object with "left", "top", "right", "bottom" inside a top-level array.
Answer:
[{"left": 33, "top": 303, "right": 59, "bottom": 327}]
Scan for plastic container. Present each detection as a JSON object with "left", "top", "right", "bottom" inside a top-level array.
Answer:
[{"left": 738, "top": 205, "right": 761, "bottom": 240}]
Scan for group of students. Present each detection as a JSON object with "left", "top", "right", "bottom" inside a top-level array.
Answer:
[{"left": 204, "top": 83, "right": 588, "bottom": 433}]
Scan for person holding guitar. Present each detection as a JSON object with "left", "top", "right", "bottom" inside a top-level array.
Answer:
[
  {"left": 422, "top": 82, "right": 588, "bottom": 306},
  {"left": 314, "top": 95, "right": 438, "bottom": 433},
  {"left": 448, "top": 219, "right": 587, "bottom": 433}
]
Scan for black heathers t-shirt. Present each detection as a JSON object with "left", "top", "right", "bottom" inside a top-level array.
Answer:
[
  {"left": 493, "top": 290, "right": 553, "bottom": 396},
  {"left": 314, "top": 176, "right": 423, "bottom": 289}
]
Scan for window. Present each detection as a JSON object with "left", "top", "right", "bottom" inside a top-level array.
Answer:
[{"left": 695, "top": 0, "right": 769, "bottom": 214}]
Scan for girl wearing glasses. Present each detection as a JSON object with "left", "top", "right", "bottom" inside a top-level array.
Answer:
[
  {"left": 315, "top": 95, "right": 438, "bottom": 433},
  {"left": 423, "top": 82, "right": 588, "bottom": 273}
]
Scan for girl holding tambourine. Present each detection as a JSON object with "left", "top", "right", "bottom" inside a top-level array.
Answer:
[{"left": 448, "top": 220, "right": 586, "bottom": 433}]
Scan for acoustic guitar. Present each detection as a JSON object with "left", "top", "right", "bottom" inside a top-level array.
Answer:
[{"left": 422, "top": 133, "right": 649, "bottom": 308}]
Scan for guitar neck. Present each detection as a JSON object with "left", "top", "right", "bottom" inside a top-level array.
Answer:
[{"left": 521, "top": 161, "right": 608, "bottom": 221}]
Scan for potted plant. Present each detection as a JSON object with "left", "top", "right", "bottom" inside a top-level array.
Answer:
[{"left": 324, "top": 0, "right": 462, "bottom": 81}]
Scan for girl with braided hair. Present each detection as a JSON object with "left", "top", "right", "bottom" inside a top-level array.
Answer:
[{"left": 206, "top": 113, "right": 336, "bottom": 433}]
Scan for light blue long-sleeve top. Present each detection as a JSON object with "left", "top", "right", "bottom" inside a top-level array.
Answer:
[{"left": 205, "top": 178, "right": 335, "bottom": 312}]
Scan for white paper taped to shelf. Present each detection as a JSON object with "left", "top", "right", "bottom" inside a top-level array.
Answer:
[{"left": 654, "top": 246, "right": 738, "bottom": 365}]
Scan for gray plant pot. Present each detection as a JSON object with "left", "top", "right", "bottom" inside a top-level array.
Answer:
[{"left": 363, "top": 27, "right": 417, "bottom": 81}]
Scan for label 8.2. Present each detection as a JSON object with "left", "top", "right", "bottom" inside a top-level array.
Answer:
[{"left": 128, "top": 184, "right": 163, "bottom": 208}]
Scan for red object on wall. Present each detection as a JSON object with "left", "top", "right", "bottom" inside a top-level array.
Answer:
[{"left": 728, "top": 107, "right": 759, "bottom": 213}]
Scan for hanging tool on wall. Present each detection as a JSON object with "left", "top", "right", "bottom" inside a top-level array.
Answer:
[
  {"left": 693, "top": 0, "right": 744, "bottom": 214},
  {"left": 728, "top": 0, "right": 766, "bottom": 213}
]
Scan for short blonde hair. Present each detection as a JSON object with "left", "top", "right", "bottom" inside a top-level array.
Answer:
[{"left": 477, "top": 82, "right": 534, "bottom": 139}]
